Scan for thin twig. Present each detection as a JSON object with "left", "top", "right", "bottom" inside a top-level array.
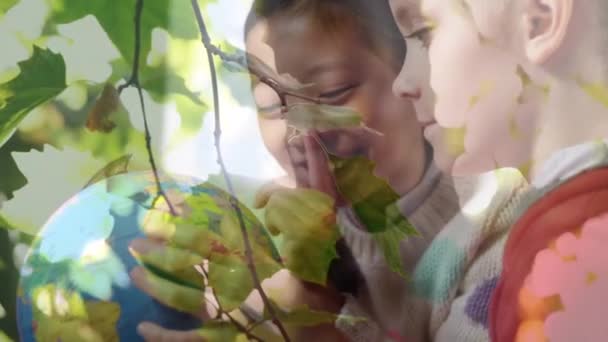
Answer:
[
  {"left": 117, "top": 0, "right": 176, "bottom": 216},
  {"left": 190, "top": 1, "right": 291, "bottom": 341},
  {"left": 201, "top": 268, "right": 264, "bottom": 342}
]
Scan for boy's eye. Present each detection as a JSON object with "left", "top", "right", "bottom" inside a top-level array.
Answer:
[
  {"left": 406, "top": 26, "right": 434, "bottom": 47},
  {"left": 319, "top": 84, "right": 358, "bottom": 103}
]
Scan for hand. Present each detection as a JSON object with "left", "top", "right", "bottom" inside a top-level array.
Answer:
[
  {"left": 128, "top": 185, "right": 295, "bottom": 341},
  {"left": 254, "top": 135, "right": 341, "bottom": 285}
]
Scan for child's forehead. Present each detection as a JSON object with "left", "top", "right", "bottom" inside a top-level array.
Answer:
[{"left": 421, "top": 0, "right": 474, "bottom": 17}]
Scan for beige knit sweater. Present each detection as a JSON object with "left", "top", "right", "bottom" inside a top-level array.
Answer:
[{"left": 336, "top": 166, "right": 528, "bottom": 342}]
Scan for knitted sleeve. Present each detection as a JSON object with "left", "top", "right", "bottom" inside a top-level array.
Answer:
[{"left": 419, "top": 169, "right": 527, "bottom": 342}]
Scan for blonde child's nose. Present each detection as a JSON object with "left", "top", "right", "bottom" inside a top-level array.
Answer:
[{"left": 392, "top": 71, "right": 421, "bottom": 100}]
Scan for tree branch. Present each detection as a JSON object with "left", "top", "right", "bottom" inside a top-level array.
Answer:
[
  {"left": 190, "top": 1, "right": 291, "bottom": 341},
  {"left": 117, "top": 0, "right": 176, "bottom": 216}
]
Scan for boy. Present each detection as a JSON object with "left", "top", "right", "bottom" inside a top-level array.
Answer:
[{"left": 134, "top": 1, "right": 527, "bottom": 342}]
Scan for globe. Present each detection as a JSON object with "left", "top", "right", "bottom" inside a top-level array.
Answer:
[{"left": 16, "top": 171, "right": 279, "bottom": 342}]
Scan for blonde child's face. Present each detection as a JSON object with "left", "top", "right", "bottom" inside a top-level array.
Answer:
[
  {"left": 393, "top": 0, "right": 535, "bottom": 175},
  {"left": 264, "top": 12, "right": 427, "bottom": 195}
]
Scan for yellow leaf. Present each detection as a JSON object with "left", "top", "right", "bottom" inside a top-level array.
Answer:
[
  {"left": 578, "top": 79, "right": 608, "bottom": 108},
  {"left": 86, "top": 83, "right": 121, "bottom": 133}
]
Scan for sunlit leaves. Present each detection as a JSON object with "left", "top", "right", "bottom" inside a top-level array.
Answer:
[
  {"left": 0, "top": 46, "right": 67, "bottom": 148},
  {"left": 206, "top": 209, "right": 281, "bottom": 311},
  {"left": 0, "top": 0, "right": 17, "bottom": 18},
  {"left": 140, "top": 64, "right": 204, "bottom": 106},
  {"left": 208, "top": 251, "right": 278, "bottom": 312},
  {"left": 31, "top": 284, "right": 120, "bottom": 342},
  {"left": 140, "top": 184, "right": 281, "bottom": 312},
  {"left": 255, "top": 186, "right": 340, "bottom": 285},
  {"left": 48, "top": 0, "right": 198, "bottom": 70}
]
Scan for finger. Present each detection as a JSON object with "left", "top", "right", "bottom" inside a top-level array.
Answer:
[
  {"left": 129, "top": 238, "right": 204, "bottom": 290},
  {"left": 141, "top": 212, "right": 220, "bottom": 257},
  {"left": 130, "top": 266, "right": 204, "bottom": 315},
  {"left": 253, "top": 181, "right": 286, "bottom": 209},
  {"left": 137, "top": 322, "right": 205, "bottom": 342},
  {"left": 303, "top": 134, "right": 337, "bottom": 199}
]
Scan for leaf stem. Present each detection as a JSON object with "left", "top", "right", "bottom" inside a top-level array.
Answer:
[
  {"left": 117, "top": 0, "right": 176, "bottom": 216},
  {"left": 190, "top": 1, "right": 291, "bottom": 341}
]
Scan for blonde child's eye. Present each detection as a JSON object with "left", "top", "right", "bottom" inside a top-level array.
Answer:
[{"left": 406, "top": 26, "right": 434, "bottom": 47}]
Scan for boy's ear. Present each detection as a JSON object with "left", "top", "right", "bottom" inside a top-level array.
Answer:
[{"left": 523, "top": 0, "right": 572, "bottom": 64}]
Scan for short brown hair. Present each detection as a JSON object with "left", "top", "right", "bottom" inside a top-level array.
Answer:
[{"left": 244, "top": 0, "right": 406, "bottom": 70}]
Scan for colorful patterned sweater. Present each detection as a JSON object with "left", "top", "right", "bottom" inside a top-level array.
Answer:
[
  {"left": 336, "top": 166, "right": 528, "bottom": 341},
  {"left": 490, "top": 139, "right": 608, "bottom": 342}
]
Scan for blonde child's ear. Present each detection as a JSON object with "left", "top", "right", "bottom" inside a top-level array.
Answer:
[{"left": 523, "top": 0, "right": 573, "bottom": 64}]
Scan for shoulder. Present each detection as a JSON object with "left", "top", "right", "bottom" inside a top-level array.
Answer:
[{"left": 490, "top": 167, "right": 608, "bottom": 342}]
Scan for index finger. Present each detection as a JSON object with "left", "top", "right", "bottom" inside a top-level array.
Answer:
[
  {"left": 137, "top": 322, "right": 205, "bottom": 342},
  {"left": 303, "top": 134, "right": 338, "bottom": 199}
]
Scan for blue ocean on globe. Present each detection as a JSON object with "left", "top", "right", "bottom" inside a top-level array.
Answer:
[{"left": 15, "top": 171, "right": 233, "bottom": 342}]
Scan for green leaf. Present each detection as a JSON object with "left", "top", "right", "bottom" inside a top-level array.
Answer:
[
  {"left": 140, "top": 64, "right": 204, "bottom": 106},
  {"left": 84, "top": 301, "right": 121, "bottom": 341},
  {"left": 0, "top": 330, "right": 13, "bottom": 342},
  {"left": 83, "top": 154, "right": 132, "bottom": 189},
  {"left": 263, "top": 299, "right": 365, "bottom": 327},
  {"left": 330, "top": 156, "right": 418, "bottom": 278},
  {"left": 49, "top": 0, "right": 198, "bottom": 73},
  {"left": 154, "top": 184, "right": 281, "bottom": 312},
  {"left": 196, "top": 321, "right": 247, "bottom": 342},
  {"left": 206, "top": 212, "right": 281, "bottom": 311},
  {"left": 0, "top": 46, "right": 67, "bottom": 147},
  {"left": 0, "top": 0, "right": 17, "bottom": 17},
  {"left": 279, "top": 231, "right": 339, "bottom": 285},
  {"left": 330, "top": 156, "right": 400, "bottom": 233},
  {"left": 30, "top": 285, "right": 118, "bottom": 342}
]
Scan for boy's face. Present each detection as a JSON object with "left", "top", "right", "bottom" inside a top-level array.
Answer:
[
  {"left": 246, "top": 20, "right": 371, "bottom": 187},
  {"left": 265, "top": 13, "right": 427, "bottom": 195},
  {"left": 399, "top": 0, "right": 535, "bottom": 175}
]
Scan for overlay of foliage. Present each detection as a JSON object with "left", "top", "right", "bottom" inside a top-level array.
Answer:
[{"left": 0, "top": 0, "right": 417, "bottom": 340}]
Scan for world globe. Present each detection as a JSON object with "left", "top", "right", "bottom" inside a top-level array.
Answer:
[{"left": 16, "top": 171, "right": 279, "bottom": 342}]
